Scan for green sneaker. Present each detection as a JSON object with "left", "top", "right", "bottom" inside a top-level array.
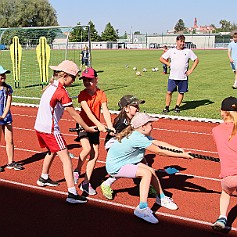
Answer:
[
  {"left": 149, "top": 185, "right": 157, "bottom": 197},
  {"left": 100, "top": 183, "right": 113, "bottom": 200}
]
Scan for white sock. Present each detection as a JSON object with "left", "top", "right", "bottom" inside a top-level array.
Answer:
[
  {"left": 102, "top": 176, "right": 118, "bottom": 186},
  {"left": 219, "top": 215, "right": 227, "bottom": 219},
  {"left": 68, "top": 187, "right": 77, "bottom": 195},
  {"left": 41, "top": 173, "right": 49, "bottom": 180}
]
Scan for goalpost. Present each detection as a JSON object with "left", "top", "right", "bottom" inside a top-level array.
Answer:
[{"left": 0, "top": 25, "right": 91, "bottom": 103}]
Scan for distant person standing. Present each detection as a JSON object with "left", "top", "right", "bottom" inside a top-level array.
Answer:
[
  {"left": 160, "top": 35, "right": 199, "bottom": 113},
  {"left": 80, "top": 46, "right": 90, "bottom": 71},
  {"left": 228, "top": 32, "right": 237, "bottom": 89}
]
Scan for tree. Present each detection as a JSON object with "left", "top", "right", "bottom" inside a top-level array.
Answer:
[
  {"left": 219, "top": 19, "right": 231, "bottom": 32},
  {"left": 0, "top": 0, "right": 58, "bottom": 27},
  {"left": 88, "top": 21, "right": 100, "bottom": 41},
  {"left": 101, "top": 22, "right": 118, "bottom": 41},
  {"left": 69, "top": 21, "right": 100, "bottom": 42},
  {"left": 174, "top": 19, "right": 186, "bottom": 33},
  {"left": 69, "top": 22, "right": 87, "bottom": 42}
]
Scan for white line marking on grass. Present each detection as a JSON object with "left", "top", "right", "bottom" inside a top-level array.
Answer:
[{"left": 0, "top": 178, "right": 236, "bottom": 232}]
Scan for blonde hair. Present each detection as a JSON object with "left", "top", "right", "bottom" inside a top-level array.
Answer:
[
  {"left": 116, "top": 125, "right": 134, "bottom": 142},
  {"left": 225, "top": 111, "right": 237, "bottom": 140}
]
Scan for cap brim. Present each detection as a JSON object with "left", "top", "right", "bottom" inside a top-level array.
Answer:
[
  {"left": 49, "top": 66, "right": 60, "bottom": 71},
  {"left": 150, "top": 117, "right": 159, "bottom": 122},
  {"left": 0, "top": 70, "right": 10, "bottom": 74}
]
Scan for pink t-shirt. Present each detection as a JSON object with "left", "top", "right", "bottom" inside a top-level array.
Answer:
[{"left": 212, "top": 122, "right": 237, "bottom": 178}]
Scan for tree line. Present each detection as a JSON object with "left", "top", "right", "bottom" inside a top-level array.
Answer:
[
  {"left": 174, "top": 19, "right": 237, "bottom": 34},
  {"left": 0, "top": 0, "right": 119, "bottom": 43}
]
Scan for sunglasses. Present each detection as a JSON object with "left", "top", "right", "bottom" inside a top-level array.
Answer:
[{"left": 130, "top": 103, "right": 139, "bottom": 109}]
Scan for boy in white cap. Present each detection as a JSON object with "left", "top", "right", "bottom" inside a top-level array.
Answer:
[
  {"left": 34, "top": 60, "right": 96, "bottom": 204},
  {"left": 105, "top": 112, "right": 192, "bottom": 224}
]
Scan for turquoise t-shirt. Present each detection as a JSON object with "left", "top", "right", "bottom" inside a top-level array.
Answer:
[{"left": 106, "top": 131, "right": 153, "bottom": 175}]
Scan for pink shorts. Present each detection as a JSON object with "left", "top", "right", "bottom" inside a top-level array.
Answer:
[
  {"left": 36, "top": 131, "right": 67, "bottom": 153},
  {"left": 221, "top": 175, "right": 237, "bottom": 195},
  {"left": 113, "top": 164, "right": 138, "bottom": 178}
]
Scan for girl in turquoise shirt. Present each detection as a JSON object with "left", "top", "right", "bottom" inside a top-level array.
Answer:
[{"left": 106, "top": 112, "right": 192, "bottom": 224}]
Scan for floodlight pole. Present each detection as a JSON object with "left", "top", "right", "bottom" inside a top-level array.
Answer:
[{"left": 87, "top": 25, "right": 92, "bottom": 66}]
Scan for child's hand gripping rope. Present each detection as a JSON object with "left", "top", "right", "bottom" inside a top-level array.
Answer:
[{"left": 158, "top": 145, "right": 220, "bottom": 162}]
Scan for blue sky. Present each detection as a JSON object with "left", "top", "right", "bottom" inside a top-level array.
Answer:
[{"left": 49, "top": 0, "right": 237, "bottom": 35}]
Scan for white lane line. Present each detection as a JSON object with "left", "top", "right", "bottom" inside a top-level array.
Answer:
[
  {"left": 0, "top": 178, "right": 236, "bottom": 232},
  {"left": 0, "top": 145, "right": 220, "bottom": 182},
  {"left": 10, "top": 126, "right": 219, "bottom": 155},
  {"left": 154, "top": 127, "right": 212, "bottom": 136},
  {"left": 12, "top": 113, "right": 213, "bottom": 136}
]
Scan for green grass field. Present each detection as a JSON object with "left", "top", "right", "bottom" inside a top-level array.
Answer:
[{"left": 0, "top": 48, "right": 235, "bottom": 119}]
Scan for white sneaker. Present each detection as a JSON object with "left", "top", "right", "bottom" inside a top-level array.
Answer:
[
  {"left": 134, "top": 206, "right": 158, "bottom": 224},
  {"left": 73, "top": 170, "right": 80, "bottom": 184},
  {"left": 156, "top": 196, "right": 178, "bottom": 210}
]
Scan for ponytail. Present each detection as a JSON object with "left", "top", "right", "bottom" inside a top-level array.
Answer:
[
  {"left": 116, "top": 125, "right": 133, "bottom": 142},
  {"left": 228, "top": 111, "right": 237, "bottom": 140}
]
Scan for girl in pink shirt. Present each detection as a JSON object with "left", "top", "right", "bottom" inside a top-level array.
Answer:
[{"left": 212, "top": 96, "right": 237, "bottom": 231}]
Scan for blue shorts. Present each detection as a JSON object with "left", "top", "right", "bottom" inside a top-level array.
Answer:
[
  {"left": 230, "top": 61, "right": 237, "bottom": 72},
  {"left": 167, "top": 79, "right": 188, "bottom": 93}
]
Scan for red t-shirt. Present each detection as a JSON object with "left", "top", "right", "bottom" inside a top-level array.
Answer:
[
  {"left": 78, "top": 88, "right": 107, "bottom": 126},
  {"left": 212, "top": 122, "right": 237, "bottom": 178}
]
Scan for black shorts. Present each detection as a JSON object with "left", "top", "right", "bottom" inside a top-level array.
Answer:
[{"left": 78, "top": 130, "right": 100, "bottom": 145}]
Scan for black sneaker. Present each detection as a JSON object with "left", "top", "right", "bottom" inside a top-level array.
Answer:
[
  {"left": 66, "top": 192, "right": 87, "bottom": 204},
  {"left": 74, "top": 136, "right": 81, "bottom": 142},
  {"left": 162, "top": 108, "right": 170, "bottom": 113},
  {"left": 0, "top": 166, "right": 4, "bottom": 172},
  {"left": 6, "top": 161, "right": 24, "bottom": 171},
  {"left": 37, "top": 177, "right": 59, "bottom": 187},
  {"left": 232, "top": 86, "right": 237, "bottom": 89},
  {"left": 174, "top": 107, "right": 181, "bottom": 113},
  {"left": 212, "top": 217, "right": 227, "bottom": 231}
]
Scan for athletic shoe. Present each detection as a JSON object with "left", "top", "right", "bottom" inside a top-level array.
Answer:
[
  {"left": 100, "top": 183, "right": 113, "bottom": 200},
  {"left": 162, "top": 108, "right": 170, "bottom": 113},
  {"left": 174, "top": 107, "right": 181, "bottom": 113},
  {"left": 6, "top": 161, "right": 24, "bottom": 171},
  {"left": 134, "top": 206, "right": 158, "bottom": 224},
  {"left": 80, "top": 182, "right": 97, "bottom": 195},
  {"left": 232, "top": 86, "right": 237, "bottom": 89},
  {"left": 73, "top": 170, "right": 80, "bottom": 184},
  {"left": 66, "top": 192, "right": 87, "bottom": 204},
  {"left": 37, "top": 177, "right": 59, "bottom": 187},
  {"left": 74, "top": 136, "right": 81, "bottom": 142},
  {"left": 212, "top": 217, "right": 227, "bottom": 231},
  {"left": 0, "top": 166, "right": 4, "bottom": 172},
  {"left": 156, "top": 196, "right": 178, "bottom": 210},
  {"left": 149, "top": 185, "right": 157, "bottom": 197}
]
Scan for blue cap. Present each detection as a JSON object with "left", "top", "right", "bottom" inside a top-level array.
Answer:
[{"left": 0, "top": 65, "right": 10, "bottom": 74}]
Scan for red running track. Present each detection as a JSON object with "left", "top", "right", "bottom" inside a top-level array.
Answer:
[{"left": 0, "top": 105, "right": 237, "bottom": 237}]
